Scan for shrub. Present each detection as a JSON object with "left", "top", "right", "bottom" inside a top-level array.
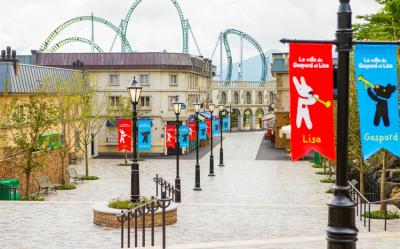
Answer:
[
  {"left": 55, "top": 183, "right": 76, "bottom": 190},
  {"left": 320, "top": 177, "right": 335, "bottom": 184},
  {"left": 312, "top": 164, "right": 323, "bottom": 168},
  {"left": 315, "top": 171, "right": 329, "bottom": 175},
  {"left": 362, "top": 210, "right": 400, "bottom": 220},
  {"left": 108, "top": 196, "right": 153, "bottom": 210},
  {"left": 326, "top": 188, "right": 334, "bottom": 194},
  {"left": 21, "top": 195, "right": 45, "bottom": 201},
  {"left": 80, "top": 176, "right": 99, "bottom": 180}
]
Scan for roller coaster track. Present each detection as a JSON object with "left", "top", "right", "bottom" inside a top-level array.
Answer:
[
  {"left": 122, "top": 0, "right": 188, "bottom": 53},
  {"left": 223, "top": 29, "right": 267, "bottom": 81},
  {"left": 48, "top": 37, "right": 104, "bottom": 53},
  {"left": 40, "top": 16, "right": 132, "bottom": 52}
]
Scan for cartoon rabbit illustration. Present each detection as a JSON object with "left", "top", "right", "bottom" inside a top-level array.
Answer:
[{"left": 293, "top": 76, "right": 318, "bottom": 129}]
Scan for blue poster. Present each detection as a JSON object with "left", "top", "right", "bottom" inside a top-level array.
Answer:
[
  {"left": 354, "top": 44, "right": 400, "bottom": 159},
  {"left": 179, "top": 125, "right": 190, "bottom": 148},
  {"left": 199, "top": 121, "right": 207, "bottom": 141},
  {"left": 138, "top": 119, "right": 152, "bottom": 152},
  {"left": 222, "top": 117, "right": 229, "bottom": 132},
  {"left": 213, "top": 119, "right": 220, "bottom": 135}
]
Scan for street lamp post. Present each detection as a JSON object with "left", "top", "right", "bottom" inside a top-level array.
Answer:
[
  {"left": 193, "top": 99, "right": 202, "bottom": 191},
  {"left": 127, "top": 77, "right": 142, "bottom": 203},
  {"left": 218, "top": 104, "right": 225, "bottom": 167},
  {"left": 173, "top": 98, "right": 183, "bottom": 203},
  {"left": 229, "top": 104, "right": 232, "bottom": 133},
  {"left": 208, "top": 101, "right": 215, "bottom": 176}
]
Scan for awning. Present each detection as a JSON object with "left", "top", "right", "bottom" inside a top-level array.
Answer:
[{"left": 199, "top": 112, "right": 217, "bottom": 119}]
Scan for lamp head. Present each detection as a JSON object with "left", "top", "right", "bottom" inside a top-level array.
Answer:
[
  {"left": 193, "top": 99, "right": 201, "bottom": 113},
  {"left": 127, "top": 76, "right": 142, "bottom": 104},
  {"left": 172, "top": 97, "right": 183, "bottom": 115}
]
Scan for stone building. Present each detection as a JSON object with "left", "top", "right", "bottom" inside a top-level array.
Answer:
[
  {"left": 32, "top": 51, "right": 214, "bottom": 156},
  {"left": 210, "top": 80, "right": 276, "bottom": 130}
]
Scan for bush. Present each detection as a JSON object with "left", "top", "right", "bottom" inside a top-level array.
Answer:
[
  {"left": 55, "top": 183, "right": 76, "bottom": 190},
  {"left": 21, "top": 195, "right": 45, "bottom": 201},
  {"left": 108, "top": 196, "right": 153, "bottom": 210},
  {"left": 80, "top": 176, "right": 99, "bottom": 180},
  {"left": 326, "top": 188, "right": 334, "bottom": 194},
  {"left": 320, "top": 177, "right": 335, "bottom": 184},
  {"left": 362, "top": 210, "right": 400, "bottom": 220},
  {"left": 312, "top": 164, "right": 323, "bottom": 168},
  {"left": 117, "top": 163, "right": 131, "bottom": 166},
  {"left": 315, "top": 171, "right": 329, "bottom": 175}
]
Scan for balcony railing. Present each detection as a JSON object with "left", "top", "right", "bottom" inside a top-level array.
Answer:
[{"left": 212, "top": 81, "right": 268, "bottom": 88}]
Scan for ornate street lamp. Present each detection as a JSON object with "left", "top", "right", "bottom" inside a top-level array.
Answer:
[
  {"left": 208, "top": 101, "right": 215, "bottom": 176},
  {"left": 127, "top": 76, "right": 142, "bottom": 202},
  {"left": 193, "top": 99, "right": 202, "bottom": 191},
  {"left": 218, "top": 104, "right": 225, "bottom": 167},
  {"left": 173, "top": 98, "right": 183, "bottom": 202}
]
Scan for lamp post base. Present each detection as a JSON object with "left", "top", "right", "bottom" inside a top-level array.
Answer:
[
  {"left": 326, "top": 185, "right": 358, "bottom": 249},
  {"left": 218, "top": 164, "right": 225, "bottom": 167},
  {"left": 194, "top": 162, "right": 202, "bottom": 191},
  {"left": 193, "top": 187, "right": 202, "bottom": 191},
  {"left": 209, "top": 154, "right": 215, "bottom": 176},
  {"left": 130, "top": 161, "right": 140, "bottom": 203}
]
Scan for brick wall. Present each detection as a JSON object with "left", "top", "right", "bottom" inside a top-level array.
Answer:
[{"left": 0, "top": 150, "right": 68, "bottom": 196}]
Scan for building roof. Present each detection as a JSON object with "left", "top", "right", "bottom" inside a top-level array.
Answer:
[
  {"left": 32, "top": 52, "right": 214, "bottom": 76},
  {"left": 0, "top": 62, "right": 80, "bottom": 94}
]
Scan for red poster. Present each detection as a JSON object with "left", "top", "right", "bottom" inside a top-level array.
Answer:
[
  {"left": 205, "top": 119, "right": 211, "bottom": 136},
  {"left": 289, "top": 43, "right": 336, "bottom": 161},
  {"left": 165, "top": 125, "right": 176, "bottom": 149},
  {"left": 118, "top": 120, "right": 132, "bottom": 152},
  {"left": 188, "top": 121, "right": 196, "bottom": 141}
]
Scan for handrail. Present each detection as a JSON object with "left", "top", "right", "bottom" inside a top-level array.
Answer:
[
  {"left": 154, "top": 174, "right": 179, "bottom": 202},
  {"left": 348, "top": 180, "right": 400, "bottom": 232}
]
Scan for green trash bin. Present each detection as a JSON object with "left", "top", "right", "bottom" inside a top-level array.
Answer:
[
  {"left": 0, "top": 178, "right": 20, "bottom": 200},
  {"left": 314, "top": 153, "right": 322, "bottom": 166}
]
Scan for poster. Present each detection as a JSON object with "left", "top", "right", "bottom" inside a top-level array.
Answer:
[
  {"left": 199, "top": 121, "right": 207, "bottom": 141},
  {"left": 289, "top": 43, "right": 336, "bottom": 161},
  {"left": 354, "top": 44, "right": 400, "bottom": 159},
  {"left": 188, "top": 121, "right": 196, "bottom": 141},
  {"left": 138, "top": 119, "right": 152, "bottom": 152},
  {"left": 222, "top": 117, "right": 229, "bottom": 132},
  {"left": 205, "top": 119, "right": 211, "bottom": 136},
  {"left": 118, "top": 120, "right": 131, "bottom": 152},
  {"left": 213, "top": 119, "right": 220, "bottom": 136}
]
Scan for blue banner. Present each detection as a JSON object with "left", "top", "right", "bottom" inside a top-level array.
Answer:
[
  {"left": 199, "top": 121, "right": 207, "bottom": 141},
  {"left": 354, "top": 44, "right": 400, "bottom": 159},
  {"left": 213, "top": 119, "right": 220, "bottom": 135},
  {"left": 222, "top": 117, "right": 229, "bottom": 132},
  {"left": 138, "top": 119, "right": 152, "bottom": 152},
  {"left": 179, "top": 125, "right": 190, "bottom": 148}
]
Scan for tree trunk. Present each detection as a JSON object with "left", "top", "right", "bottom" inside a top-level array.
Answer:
[
  {"left": 360, "top": 171, "right": 365, "bottom": 195},
  {"left": 85, "top": 145, "right": 89, "bottom": 176},
  {"left": 60, "top": 152, "right": 66, "bottom": 184},
  {"left": 25, "top": 171, "right": 31, "bottom": 200},
  {"left": 125, "top": 150, "right": 128, "bottom": 165},
  {"left": 380, "top": 151, "right": 387, "bottom": 212}
]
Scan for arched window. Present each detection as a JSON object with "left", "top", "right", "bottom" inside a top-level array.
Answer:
[
  {"left": 246, "top": 92, "right": 251, "bottom": 104},
  {"left": 258, "top": 92, "right": 263, "bottom": 104},
  {"left": 234, "top": 92, "right": 239, "bottom": 104},
  {"left": 221, "top": 92, "right": 227, "bottom": 104}
]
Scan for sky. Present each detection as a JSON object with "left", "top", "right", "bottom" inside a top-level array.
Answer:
[{"left": 0, "top": 0, "right": 381, "bottom": 66}]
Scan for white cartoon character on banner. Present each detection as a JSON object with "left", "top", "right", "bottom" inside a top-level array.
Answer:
[
  {"left": 293, "top": 76, "right": 318, "bottom": 129},
  {"left": 119, "top": 129, "right": 127, "bottom": 143}
]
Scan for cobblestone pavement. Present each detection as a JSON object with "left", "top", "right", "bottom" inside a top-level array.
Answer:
[{"left": 1, "top": 131, "right": 399, "bottom": 249}]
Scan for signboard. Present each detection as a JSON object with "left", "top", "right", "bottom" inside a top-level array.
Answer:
[
  {"left": 138, "top": 119, "right": 152, "bottom": 152},
  {"left": 199, "top": 121, "right": 207, "bottom": 141},
  {"left": 188, "top": 121, "right": 196, "bottom": 141},
  {"left": 165, "top": 125, "right": 176, "bottom": 149},
  {"left": 213, "top": 119, "right": 220, "bottom": 136},
  {"left": 118, "top": 120, "right": 131, "bottom": 152},
  {"left": 179, "top": 125, "right": 190, "bottom": 148}
]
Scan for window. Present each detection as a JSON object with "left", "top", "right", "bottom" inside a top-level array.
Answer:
[
  {"left": 220, "top": 92, "right": 227, "bottom": 104},
  {"left": 246, "top": 92, "right": 252, "bottom": 104},
  {"left": 109, "top": 74, "right": 120, "bottom": 85},
  {"left": 74, "top": 131, "right": 80, "bottom": 149},
  {"left": 168, "top": 95, "right": 179, "bottom": 109},
  {"left": 140, "top": 96, "right": 151, "bottom": 108},
  {"left": 139, "top": 74, "right": 150, "bottom": 85},
  {"left": 258, "top": 92, "right": 263, "bottom": 104},
  {"left": 109, "top": 96, "right": 121, "bottom": 108},
  {"left": 234, "top": 92, "right": 239, "bottom": 104},
  {"left": 269, "top": 91, "right": 275, "bottom": 102},
  {"left": 170, "top": 74, "right": 178, "bottom": 85}
]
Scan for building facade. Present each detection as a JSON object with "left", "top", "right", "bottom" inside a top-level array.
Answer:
[
  {"left": 33, "top": 52, "right": 214, "bottom": 156},
  {"left": 210, "top": 80, "right": 276, "bottom": 130}
]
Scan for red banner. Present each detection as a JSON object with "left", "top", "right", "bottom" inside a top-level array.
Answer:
[
  {"left": 165, "top": 125, "right": 176, "bottom": 149},
  {"left": 205, "top": 119, "right": 211, "bottom": 136},
  {"left": 188, "top": 121, "right": 196, "bottom": 141},
  {"left": 118, "top": 119, "right": 132, "bottom": 152},
  {"left": 289, "top": 43, "right": 336, "bottom": 161}
]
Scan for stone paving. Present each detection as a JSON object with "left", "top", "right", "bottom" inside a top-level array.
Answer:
[{"left": 0, "top": 131, "right": 400, "bottom": 249}]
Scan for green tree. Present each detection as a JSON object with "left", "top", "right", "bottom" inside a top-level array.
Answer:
[{"left": 6, "top": 97, "right": 58, "bottom": 199}]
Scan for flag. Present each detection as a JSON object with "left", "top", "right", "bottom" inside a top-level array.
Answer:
[
  {"left": 289, "top": 43, "right": 335, "bottom": 161},
  {"left": 213, "top": 119, "right": 220, "bottom": 135},
  {"left": 118, "top": 120, "right": 132, "bottom": 152},
  {"left": 205, "top": 119, "right": 211, "bottom": 136},
  {"left": 222, "top": 117, "right": 229, "bottom": 132},
  {"left": 354, "top": 44, "right": 400, "bottom": 159},
  {"left": 199, "top": 121, "right": 207, "bottom": 141},
  {"left": 138, "top": 119, "right": 152, "bottom": 152},
  {"left": 165, "top": 125, "right": 176, "bottom": 149},
  {"left": 179, "top": 125, "right": 190, "bottom": 148},
  {"left": 188, "top": 121, "right": 196, "bottom": 141}
]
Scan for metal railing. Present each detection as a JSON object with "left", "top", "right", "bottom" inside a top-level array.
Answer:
[
  {"left": 352, "top": 170, "right": 380, "bottom": 202},
  {"left": 0, "top": 187, "right": 18, "bottom": 200},
  {"left": 154, "top": 175, "right": 178, "bottom": 202},
  {"left": 349, "top": 180, "right": 400, "bottom": 232},
  {"left": 118, "top": 193, "right": 172, "bottom": 248}
]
